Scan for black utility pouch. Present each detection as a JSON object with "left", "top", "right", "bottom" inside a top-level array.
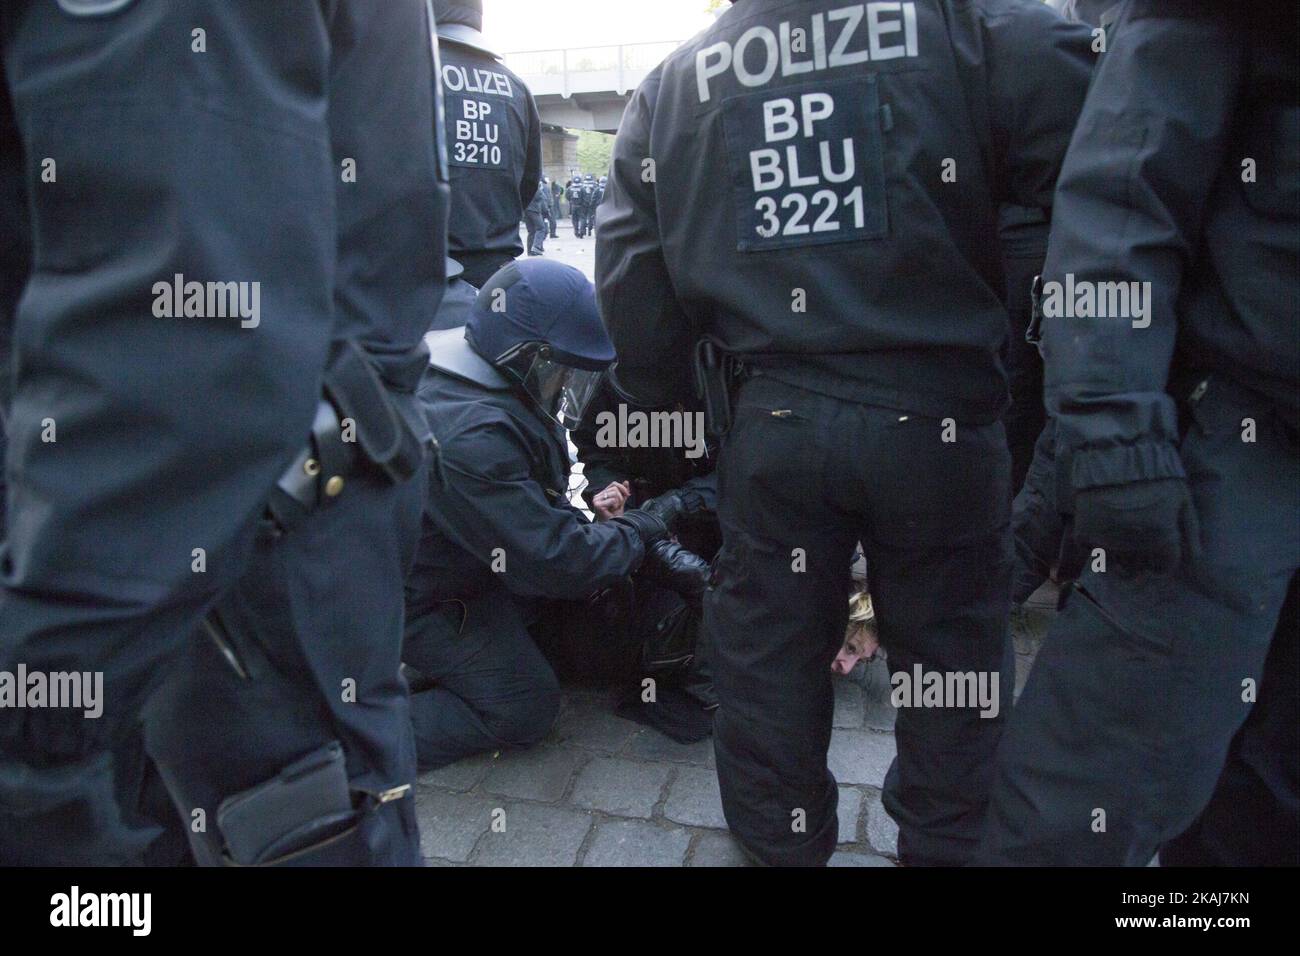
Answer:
[
  {"left": 216, "top": 741, "right": 357, "bottom": 866},
  {"left": 693, "top": 338, "right": 742, "bottom": 440}
]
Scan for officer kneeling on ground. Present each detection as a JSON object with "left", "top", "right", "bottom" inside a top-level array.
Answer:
[{"left": 403, "top": 259, "right": 710, "bottom": 769}]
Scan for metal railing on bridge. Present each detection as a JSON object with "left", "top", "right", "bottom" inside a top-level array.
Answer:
[{"left": 503, "top": 40, "right": 684, "bottom": 97}]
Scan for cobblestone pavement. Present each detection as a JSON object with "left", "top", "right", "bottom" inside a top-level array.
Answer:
[{"left": 413, "top": 581, "right": 1060, "bottom": 866}]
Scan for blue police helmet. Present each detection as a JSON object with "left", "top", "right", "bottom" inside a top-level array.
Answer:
[
  {"left": 464, "top": 260, "right": 615, "bottom": 429},
  {"left": 466, "top": 259, "right": 613, "bottom": 371}
]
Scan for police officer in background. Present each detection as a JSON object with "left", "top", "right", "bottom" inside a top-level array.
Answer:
[
  {"left": 981, "top": 0, "right": 1299, "bottom": 866},
  {"left": 0, "top": 0, "right": 446, "bottom": 865},
  {"left": 597, "top": 0, "right": 1093, "bottom": 866},
  {"left": 549, "top": 176, "right": 564, "bottom": 236},
  {"left": 525, "top": 178, "right": 550, "bottom": 256},
  {"left": 436, "top": 0, "right": 542, "bottom": 288},
  {"left": 567, "top": 174, "right": 588, "bottom": 238},
  {"left": 541, "top": 176, "right": 559, "bottom": 239},
  {"left": 579, "top": 173, "right": 599, "bottom": 237}
]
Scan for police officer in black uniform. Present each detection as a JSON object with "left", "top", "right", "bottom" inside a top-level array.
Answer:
[
  {"left": 548, "top": 177, "right": 563, "bottom": 237},
  {"left": 579, "top": 173, "right": 600, "bottom": 237},
  {"left": 541, "top": 176, "right": 559, "bottom": 239},
  {"left": 567, "top": 174, "right": 587, "bottom": 238},
  {"left": 981, "top": 0, "right": 1300, "bottom": 866},
  {"left": 525, "top": 178, "right": 550, "bottom": 256},
  {"left": 404, "top": 259, "right": 702, "bottom": 768},
  {"left": 436, "top": 0, "right": 542, "bottom": 288},
  {"left": 597, "top": 0, "right": 1093, "bottom": 866},
  {"left": 0, "top": 0, "right": 447, "bottom": 866}
]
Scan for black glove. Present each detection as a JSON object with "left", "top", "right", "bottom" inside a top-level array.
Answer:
[
  {"left": 1072, "top": 477, "right": 1201, "bottom": 576},
  {"left": 639, "top": 539, "right": 712, "bottom": 603},
  {"left": 611, "top": 507, "right": 670, "bottom": 546},
  {"left": 638, "top": 492, "right": 686, "bottom": 532}
]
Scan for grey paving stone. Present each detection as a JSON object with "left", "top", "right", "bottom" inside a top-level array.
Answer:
[
  {"left": 1015, "top": 652, "right": 1034, "bottom": 700},
  {"left": 1024, "top": 579, "right": 1061, "bottom": 612},
  {"left": 864, "top": 790, "right": 899, "bottom": 858},
  {"left": 413, "top": 787, "right": 498, "bottom": 863},
  {"left": 827, "top": 729, "right": 896, "bottom": 787},
  {"left": 622, "top": 729, "right": 715, "bottom": 767},
  {"left": 833, "top": 677, "right": 865, "bottom": 729},
  {"left": 470, "top": 802, "right": 594, "bottom": 867},
  {"left": 416, "top": 750, "right": 496, "bottom": 793},
  {"left": 663, "top": 765, "right": 728, "bottom": 829},
  {"left": 551, "top": 699, "right": 640, "bottom": 753},
  {"left": 688, "top": 830, "right": 753, "bottom": 867},
  {"left": 1011, "top": 604, "right": 1053, "bottom": 655},
  {"left": 569, "top": 756, "right": 673, "bottom": 818},
  {"left": 581, "top": 819, "right": 692, "bottom": 867},
  {"left": 481, "top": 745, "right": 580, "bottom": 803},
  {"left": 828, "top": 850, "right": 895, "bottom": 867},
  {"left": 837, "top": 786, "right": 864, "bottom": 845}
]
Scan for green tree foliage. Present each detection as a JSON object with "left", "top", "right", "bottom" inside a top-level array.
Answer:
[{"left": 573, "top": 129, "right": 614, "bottom": 177}]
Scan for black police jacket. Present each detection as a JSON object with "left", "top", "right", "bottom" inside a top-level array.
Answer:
[
  {"left": 405, "top": 369, "right": 647, "bottom": 616},
  {"left": 1041, "top": 0, "right": 1300, "bottom": 496},
  {"left": 596, "top": 0, "right": 1094, "bottom": 424},
  {"left": 526, "top": 183, "right": 550, "bottom": 216},
  {"left": 439, "top": 40, "right": 542, "bottom": 285}
]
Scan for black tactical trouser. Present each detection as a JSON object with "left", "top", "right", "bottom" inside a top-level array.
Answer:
[
  {"left": 525, "top": 209, "right": 546, "bottom": 255},
  {"left": 980, "top": 377, "right": 1299, "bottom": 865},
  {"left": 405, "top": 586, "right": 562, "bottom": 771},
  {"left": 571, "top": 207, "right": 585, "bottom": 238},
  {"left": 707, "top": 375, "right": 1012, "bottom": 866},
  {"left": 1161, "top": 574, "right": 1299, "bottom": 867},
  {"left": 143, "top": 456, "right": 429, "bottom": 866}
]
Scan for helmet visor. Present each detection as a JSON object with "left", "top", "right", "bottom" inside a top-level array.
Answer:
[{"left": 500, "top": 344, "right": 606, "bottom": 430}]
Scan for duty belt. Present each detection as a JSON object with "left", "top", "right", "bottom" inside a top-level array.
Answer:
[{"left": 266, "top": 338, "right": 427, "bottom": 534}]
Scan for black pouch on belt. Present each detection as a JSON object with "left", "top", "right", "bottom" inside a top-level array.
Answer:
[
  {"left": 266, "top": 339, "right": 428, "bottom": 532},
  {"left": 322, "top": 338, "right": 425, "bottom": 484},
  {"left": 693, "top": 337, "right": 744, "bottom": 441},
  {"left": 216, "top": 741, "right": 358, "bottom": 866}
]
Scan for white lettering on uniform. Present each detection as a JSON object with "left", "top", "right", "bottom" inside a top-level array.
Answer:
[
  {"left": 763, "top": 98, "right": 798, "bottom": 142},
  {"left": 696, "top": 41, "right": 732, "bottom": 102},
  {"left": 780, "top": 22, "right": 815, "bottom": 76},
  {"left": 734, "top": 26, "right": 779, "bottom": 88},
  {"left": 441, "top": 64, "right": 514, "bottom": 97},
  {"left": 827, "top": 6, "right": 869, "bottom": 67},
  {"left": 695, "top": 1, "right": 919, "bottom": 103}
]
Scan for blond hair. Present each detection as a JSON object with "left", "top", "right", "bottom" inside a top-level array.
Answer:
[{"left": 848, "top": 589, "right": 875, "bottom": 628}]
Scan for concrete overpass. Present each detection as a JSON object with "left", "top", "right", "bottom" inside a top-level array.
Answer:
[{"left": 503, "top": 40, "right": 685, "bottom": 133}]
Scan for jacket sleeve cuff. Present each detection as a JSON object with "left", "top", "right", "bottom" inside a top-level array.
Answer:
[{"left": 1070, "top": 440, "right": 1186, "bottom": 491}]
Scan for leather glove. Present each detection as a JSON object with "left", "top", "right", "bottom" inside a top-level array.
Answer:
[
  {"left": 1072, "top": 477, "right": 1201, "bottom": 576},
  {"left": 639, "top": 539, "right": 712, "bottom": 603},
  {"left": 611, "top": 507, "right": 670, "bottom": 546},
  {"left": 638, "top": 492, "right": 686, "bottom": 532}
]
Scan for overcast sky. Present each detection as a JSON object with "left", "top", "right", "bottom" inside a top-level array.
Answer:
[{"left": 480, "top": 0, "right": 722, "bottom": 54}]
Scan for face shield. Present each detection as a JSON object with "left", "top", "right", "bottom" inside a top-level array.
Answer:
[{"left": 496, "top": 342, "right": 606, "bottom": 431}]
